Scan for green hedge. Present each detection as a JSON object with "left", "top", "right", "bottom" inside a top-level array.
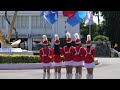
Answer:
[
  {"left": 0, "top": 54, "right": 65, "bottom": 64},
  {"left": 0, "top": 54, "right": 40, "bottom": 64}
]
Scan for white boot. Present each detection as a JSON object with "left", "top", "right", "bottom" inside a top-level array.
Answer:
[
  {"left": 89, "top": 74, "right": 93, "bottom": 79},
  {"left": 86, "top": 74, "right": 90, "bottom": 79},
  {"left": 47, "top": 73, "right": 50, "bottom": 79},
  {"left": 66, "top": 74, "right": 69, "bottom": 79},
  {"left": 43, "top": 72, "right": 46, "bottom": 79},
  {"left": 54, "top": 72, "right": 57, "bottom": 79},
  {"left": 58, "top": 73, "right": 61, "bottom": 79},
  {"left": 78, "top": 74, "right": 82, "bottom": 79},
  {"left": 75, "top": 73, "right": 78, "bottom": 79}
]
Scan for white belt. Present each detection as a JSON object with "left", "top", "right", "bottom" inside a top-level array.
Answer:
[{"left": 42, "top": 55, "right": 47, "bottom": 57}]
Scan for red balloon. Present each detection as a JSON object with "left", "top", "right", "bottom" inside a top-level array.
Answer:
[{"left": 63, "top": 11, "right": 77, "bottom": 18}]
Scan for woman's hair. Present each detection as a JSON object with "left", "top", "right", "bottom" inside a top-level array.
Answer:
[
  {"left": 75, "top": 44, "right": 81, "bottom": 47},
  {"left": 54, "top": 44, "right": 60, "bottom": 55},
  {"left": 42, "top": 45, "right": 48, "bottom": 48},
  {"left": 87, "top": 45, "right": 91, "bottom": 48},
  {"left": 66, "top": 43, "right": 71, "bottom": 47}
]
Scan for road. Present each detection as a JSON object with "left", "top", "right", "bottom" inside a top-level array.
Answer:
[{"left": 0, "top": 58, "right": 120, "bottom": 79}]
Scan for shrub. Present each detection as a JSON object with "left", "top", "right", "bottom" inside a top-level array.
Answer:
[
  {"left": 0, "top": 54, "right": 65, "bottom": 64},
  {"left": 0, "top": 54, "right": 40, "bottom": 64},
  {"left": 93, "top": 35, "right": 109, "bottom": 41}
]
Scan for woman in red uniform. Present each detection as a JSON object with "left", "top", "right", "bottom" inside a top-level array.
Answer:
[
  {"left": 40, "top": 35, "right": 52, "bottom": 79},
  {"left": 73, "top": 33, "right": 86, "bottom": 79},
  {"left": 84, "top": 35, "right": 96, "bottom": 79},
  {"left": 62, "top": 32, "right": 74, "bottom": 79},
  {"left": 51, "top": 34, "right": 63, "bottom": 79}
]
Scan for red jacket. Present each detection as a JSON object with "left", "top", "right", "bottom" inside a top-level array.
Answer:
[
  {"left": 40, "top": 47, "right": 51, "bottom": 63},
  {"left": 73, "top": 46, "right": 86, "bottom": 62},
  {"left": 51, "top": 48, "right": 63, "bottom": 63},
  {"left": 84, "top": 48, "right": 96, "bottom": 63},
  {"left": 62, "top": 46, "right": 74, "bottom": 61}
]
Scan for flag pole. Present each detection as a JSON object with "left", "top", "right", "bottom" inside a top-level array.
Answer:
[
  {"left": 65, "top": 20, "right": 67, "bottom": 38},
  {"left": 89, "top": 25, "right": 91, "bottom": 40},
  {"left": 51, "top": 23, "right": 55, "bottom": 48},
  {"left": 89, "top": 25, "right": 91, "bottom": 35}
]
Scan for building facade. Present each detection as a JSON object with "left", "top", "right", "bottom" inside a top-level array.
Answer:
[{"left": 0, "top": 11, "right": 80, "bottom": 51}]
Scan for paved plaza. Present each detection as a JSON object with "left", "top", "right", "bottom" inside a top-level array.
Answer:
[{"left": 0, "top": 58, "right": 120, "bottom": 79}]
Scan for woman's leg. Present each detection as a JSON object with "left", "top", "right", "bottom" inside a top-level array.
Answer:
[
  {"left": 86, "top": 68, "right": 94, "bottom": 79},
  {"left": 66, "top": 65, "right": 69, "bottom": 79},
  {"left": 54, "top": 66, "right": 57, "bottom": 79},
  {"left": 43, "top": 67, "right": 46, "bottom": 79},
  {"left": 75, "top": 66, "right": 79, "bottom": 79},
  {"left": 78, "top": 65, "right": 83, "bottom": 79},
  {"left": 69, "top": 66, "right": 73, "bottom": 79},
  {"left": 58, "top": 66, "right": 61, "bottom": 79},
  {"left": 47, "top": 66, "right": 51, "bottom": 79}
]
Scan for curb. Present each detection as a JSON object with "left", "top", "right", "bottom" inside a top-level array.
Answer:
[
  {"left": 0, "top": 60, "right": 100, "bottom": 70},
  {"left": 0, "top": 63, "right": 66, "bottom": 70}
]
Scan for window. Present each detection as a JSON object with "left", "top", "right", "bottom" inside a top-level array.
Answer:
[
  {"left": 0, "top": 16, "right": 6, "bottom": 28},
  {"left": 16, "top": 16, "right": 21, "bottom": 28},
  {"left": 32, "top": 16, "right": 44, "bottom": 29},
  {"left": 31, "top": 16, "right": 52, "bottom": 29},
  {"left": 40, "top": 16, "right": 44, "bottom": 28},
  {"left": 8, "top": 16, "right": 29, "bottom": 29},
  {"left": 31, "top": 16, "right": 37, "bottom": 28},
  {"left": 21, "top": 16, "right": 29, "bottom": 28},
  {"left": 44, "top": 20, "right": 52, "bottom": 29}
]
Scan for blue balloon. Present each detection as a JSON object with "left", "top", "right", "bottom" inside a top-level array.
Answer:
[
  {"left": 67, "top": 17, "right": 82, "bottom": 27},
  {"left": 77, "top": 11, "right": 87, "bottom": 19},
  {"left": 67, "top": 11, "right": 87, "bottom": 27}
]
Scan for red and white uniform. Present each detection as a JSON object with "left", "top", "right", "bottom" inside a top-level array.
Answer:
[
  {"left": 40, "top": 47, "right": 52, "bottom": 67},
  {"left": 73, "top": 46, "right": 86, "bottom": 66},
  {"left": 51, "top": 48, "right": 63, "bottom": 66},
  {"left": 84, "top": 47, "right": 96, "bottom": 68},
  {"left": 62, "top": 46, "right": 74, "bottom": 66}
]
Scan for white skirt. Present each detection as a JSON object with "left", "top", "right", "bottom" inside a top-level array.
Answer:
[
  {"left": 64, "top": 60, "right": 73, "bottom": 66},
  {"left": 52, "top": 62, "right": 62, "bottom": 67},
  {"left": 84, "top": 62, "right": 95, "bottom": 68},
  {"left": 73, "top": 61, "right": 84, "bottom": 66},
  {"left": 42, "top": 62, "right": 52, "bottom": 67}
]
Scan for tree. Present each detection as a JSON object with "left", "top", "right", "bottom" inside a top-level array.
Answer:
[
  {"left": 101, "top": 11, "right": 120, "bottom": 51},
  {"left": 80, "top": 21, "right": 99, "bottom": 43},
  {"left": 93, "top": 11, "right": 100, "bottom": 25},
  {"left": 93, "top": 35, "right": 109, "bottom": 41}
]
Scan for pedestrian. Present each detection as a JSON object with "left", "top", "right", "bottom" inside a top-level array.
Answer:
[
  {"left": 62, "top": 32, "right": 74, "bottom": 79},
  {"left": 40, "top": 35, "right": 52, "bottom": 79},
  {"left": 73, "top": 33, "right": 86, "bottom": 79},
  {"left": 51, "top": 34, "right": 63, "bottom": 79},
  {"left": 84, "top": 34, "right": 96, "bottom": 79}
]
